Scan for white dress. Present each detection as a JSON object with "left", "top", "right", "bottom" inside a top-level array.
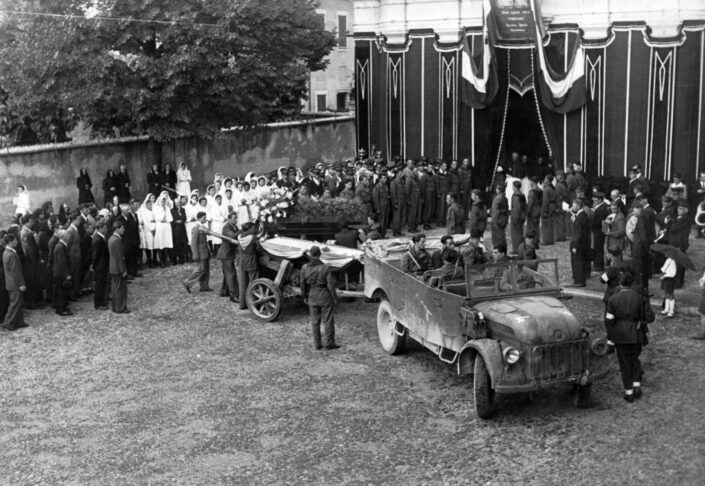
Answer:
[
  {"left": 237, "top": 190, "right": 254, "bottom": 224},
  {"left": 209, "top": 203, "right": 228, "bottom": 244},
  {"left": 139, "top": 206, "right": 156, "bottom": 250},
  {"left": 13, "top": 192, "right": 31, "bottom": 216},
  {"left": 176, "top": 168, "right": 192, "bottom": 196},
  {"left": 184, "top": 203, "right": 200, "bottom": 245},
  {"left": 152, "top": 204, "right": 174, "bottom": 249}
]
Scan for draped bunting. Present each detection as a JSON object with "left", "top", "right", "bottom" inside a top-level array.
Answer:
[
  {"left": 530, "top": 0, "right": 587, "bottom": 113},
  {"left": 460, "top": 0, "right": 499, "bottom": 109}
]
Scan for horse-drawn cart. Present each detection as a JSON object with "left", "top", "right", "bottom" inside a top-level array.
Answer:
[{"left": 245, "top": 237, "right": 365, "bottom": 322}]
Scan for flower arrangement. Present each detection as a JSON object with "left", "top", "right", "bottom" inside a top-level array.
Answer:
[
  {"left": 286, "top": 196, "right": 364, "bottom": 223},
  {"left": 252, "top": 186, "right": 295, "bottom": 223}
]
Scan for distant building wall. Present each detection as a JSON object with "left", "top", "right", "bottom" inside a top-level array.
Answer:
[
  {"left": 309, "top": 0, "right": 355, "bottom": 111},
  {"left": 0, "top": 116, "right": 355, "bottom": 218}
]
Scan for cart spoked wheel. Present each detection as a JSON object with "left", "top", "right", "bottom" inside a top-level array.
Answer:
[
  {"left": 377, "top": 299, "right": 405, "bottom": 355},
  {"left": 473, "top": 355, "right": 495, "bottom": 419},
  {"left": 246, "top": 278, "right": 283, "bottom": 322}
]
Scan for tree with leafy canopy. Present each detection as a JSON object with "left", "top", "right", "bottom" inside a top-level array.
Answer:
[{"left": 0, "top": 0, "right": 336, "bottom": 143}]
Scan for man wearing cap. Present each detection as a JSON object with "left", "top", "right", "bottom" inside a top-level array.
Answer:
[
  {"left": 390, "top": 170, "right": 406, "bottom": 237},
  {"left": 372, "top": 173, "right": 391, "bottom": 238},
  {"left": 459, "top": 158, "right": 473, "bottom": 214},
  {"left": 405, "top": 163, "right": 423, "bottom": 233},
  {"left": 591, "top": 191, "right": 610, "bottom": 271},
  {"left": 509, "top": 180, "right": 527, "bottom": 254},
  {"left": 420, "top": 165, "right": 436, "bottom": 230},
  {"left": 300, "top": 245, "right": 339, "bottom": 350},
  {"left": 526, "top": 177, "right": 542, "bottom": 247},
  {"left": 491, "top": 184, "right": 509, "bottom": 249},
  {"left": 306, "top": 169, "right": 325, "bottom": 198},
  {"left": 540, "top": 175, "right": 556, "bottom": 246},
  {"left": 445, "top": 193, "right": 465, "bottom": 235},
  {"left": 569, "top": 198, "right": 591, "bottom": 287}
]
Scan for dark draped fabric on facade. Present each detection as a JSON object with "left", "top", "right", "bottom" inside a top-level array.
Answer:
[{"left": 355, "top": 25, "right": 705, "bottom": 186}]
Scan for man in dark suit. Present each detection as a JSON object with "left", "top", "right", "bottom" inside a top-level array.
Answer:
[
  {"left": 591, "top": 191, "right": 610, "bottom": 271},
  {"left": 147, "top": 164, "right": 164, "bottom": 198},
  {"left": 92, "top": 220, "right": 110, "bottom": 310},
  {"left": 216, "top": 212, "right": 239, "bottom": 303},
  {"left": 183, "top": 211, "right": 211, "bottom": 293},
  {"left": 509, "top": 180, "right": 527, "bottom": 254},
  {"left": 2, "top": 234, "right": 28, "bottom": 331},
  {"left": 635, "top": 194, "right": 656, "bottom": 287},
  {"left": 491, "top": 184, "right": 508, "bottom": 249},
  {"left": 116, "top": 163, "right": 131, "bottom": 203},
  {"left": 445, "top": 193, "right": 465, "bottom": 234},
  {"left": 120, "top": 201, "right": 141, "bottom": 278},
  {"left": 569, "top": 199, "right": 591, "bottom": 287},
  {"left": 108, "top": 220, "right": 130, "bottom": 314},
  {"left": 52, "top": 233, "right": 73, "bottom": 316}
]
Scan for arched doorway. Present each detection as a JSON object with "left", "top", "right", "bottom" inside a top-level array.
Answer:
[{"left": 503, "top": 89, "right": 550, "bottom": 175}]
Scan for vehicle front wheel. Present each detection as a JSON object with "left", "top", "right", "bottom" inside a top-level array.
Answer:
[
  {"left": 473, "top": 355, "right": 495, "bottom": 419},
  {"left": 377, "top": 299, "right": 405, "bottom": 355}
]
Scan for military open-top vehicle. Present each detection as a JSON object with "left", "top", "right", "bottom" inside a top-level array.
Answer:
[{"left": 364, "top": 243, "right": 611, "bottom": 419}]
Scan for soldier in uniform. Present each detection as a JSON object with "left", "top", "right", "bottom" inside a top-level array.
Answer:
[
  {"left": 390, "top": 170, "right": 406, "bottom": 237},
  {"left": 372, "top": 173, "right": 391, "bottom": 238},
  {"left": 491, "top": 184, "right": 508, "bottom": 249},
  {"left": 300, "top": 246, "right": 339, "bottom": 350},
  {"left": 605, "top": 270, "right": 653, "bottom": 402},
  {"left": 401, "top": 233, "right": 431, "bottom": 275},
  {"left": 540, "top": 174, "right": 556, "bottom": 246},
  {"left": 525, "top": 177, "right": 542, "bottom": 247},
  {"left": 554, "top": 170, "right": 570, "bottom": 241},
  {"left": 467, "top": 189, "right": 487, "bottom": 236},
  {"left": 421, "top": 165, "right": 436, "bottom": 230},
  {"left": 509, "top": 180, "right": 527, "bottom": 254},
  {"left": 405, "top": 164, "right": 423, "bottom": 233},
  {"left": 445, "top": 193, "right": 465, "bottom": 234}
]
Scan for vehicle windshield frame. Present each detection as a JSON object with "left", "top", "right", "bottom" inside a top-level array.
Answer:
[{"left": 464, "top": 258, "right": 560, "bottom": 302}]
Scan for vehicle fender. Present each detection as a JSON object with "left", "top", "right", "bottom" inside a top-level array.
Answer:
[
  {"left": 457, "top": 339, "right": 504, "bottom": 386},
  {"left": 368, "top": 287, "right": 388, "bottom": 301}
]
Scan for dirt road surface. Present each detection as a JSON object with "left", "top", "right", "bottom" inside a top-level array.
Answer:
[{"left": 1, "top": 264, "right": 703, "bottom": 485}]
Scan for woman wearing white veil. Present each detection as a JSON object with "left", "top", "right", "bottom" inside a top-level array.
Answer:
[
  {"left": 153, "top": 191, "right": 174, "bottom": 266},
  {"left": 139, "top": 194, "right": 157, "bottom": 267},
  {"left": 12, "top": 185, "right": 31, "bottom": 217},
  {"left": 184, "top": 190, "right": 200, "bottom": 247},
  {"left": 176, "top": 163, "right": 192, "bottom": 196}
]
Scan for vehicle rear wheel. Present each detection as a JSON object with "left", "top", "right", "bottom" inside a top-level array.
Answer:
[
  {"left": 246, "top": 278, "right": 283, "bottom": 322},
  {"left": 377, "top": 299, "right": 405, "bottom": 355},
  {"left": 473, "top": 355, "right": 495, "bottom": 419}
]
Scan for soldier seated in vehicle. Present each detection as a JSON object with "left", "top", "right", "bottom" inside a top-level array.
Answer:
[
  {"left": 401, "top": 233, "right": 431, "bottom": 277},
  {"left": 424, "top": 248, "right": 464, "bottom": 287},
  {"left": 499, "top": 263, "right": 551, "bottom": 291}
]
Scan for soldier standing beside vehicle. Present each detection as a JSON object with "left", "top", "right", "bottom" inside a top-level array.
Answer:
[
  {"left": 300, "top": 246, "right": 339, "bottom": 350},
  {"left": 605, "top": 270, "right": 653, "bottom": 403},
  {"left": 491, "top": 184, "right": 508, "bottom": 249}
]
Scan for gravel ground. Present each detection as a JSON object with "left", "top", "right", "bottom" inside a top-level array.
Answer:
[{"left": 1, "top": 260, "right": 704, "bottom": 485}]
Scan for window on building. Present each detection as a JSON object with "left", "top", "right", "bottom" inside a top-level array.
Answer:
[
  {"left": 337, "top": 14, "right": 347, "bottom": 47},
  {"left": 336, "top": 92, "right": 348, "bottom": 111},
  {"left": 315, "top": 9, "right": 325, "bottom": 29},
  {"left": 317, "top": 94, "right": 327, "bottom": 112}
]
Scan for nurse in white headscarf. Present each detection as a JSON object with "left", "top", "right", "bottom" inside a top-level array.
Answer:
[
  {"left": 13, "top": 185, "right": 31, "bottom": 217},
  {"left": 176, "top": 162, "right": 192, "bottom": 196},
  {"left": 139, "top": 194, "right": 157, "bottom": 266}
]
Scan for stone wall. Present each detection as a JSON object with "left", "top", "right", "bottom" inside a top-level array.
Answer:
[{"left": 0, "top": 116, "right": 355, "bottom": 218}]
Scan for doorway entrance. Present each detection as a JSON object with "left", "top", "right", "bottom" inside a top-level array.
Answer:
[{"left": 503, "top": 89, "right": 550, "bottom": 172}]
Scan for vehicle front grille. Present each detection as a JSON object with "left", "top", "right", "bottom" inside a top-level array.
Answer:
[{"left": 530, "top": 339, "right": 587, "bottom": 382}]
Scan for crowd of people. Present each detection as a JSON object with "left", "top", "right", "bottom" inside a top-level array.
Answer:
[{"left": 3, "top": 151, "right": 705, "bottom": 365}]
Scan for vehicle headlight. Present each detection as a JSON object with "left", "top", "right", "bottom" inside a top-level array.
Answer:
[
  {"left": 590, "top": 337, "right": 608, "bottom": 356},
  {"left": 503, "top": 346, "right": 520, "bottom": 364}
]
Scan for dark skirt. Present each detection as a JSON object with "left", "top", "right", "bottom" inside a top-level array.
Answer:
[{"left": 660, "top": 277, "right": 675, "bottom": 294}]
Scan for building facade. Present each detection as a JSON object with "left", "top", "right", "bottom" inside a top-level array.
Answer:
[
  {"left": 353, "top": 0, "right": 705, "bottom": 188},
  {"left": 307, "top": 0, "right": 355, "bottom": 113}
]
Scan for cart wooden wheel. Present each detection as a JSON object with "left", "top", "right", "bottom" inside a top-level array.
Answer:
[{"left": 246, "top": 278, "right": 283, "bottom": 322}]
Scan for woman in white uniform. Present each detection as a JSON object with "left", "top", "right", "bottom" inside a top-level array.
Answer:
[
  {"left": 153, "top": 191, "right": 174, "bottom": 266},
  {"left": 176, "top": 163, "right": 192, "bottom": 196},
  {"left": 139, "top": 194, "right": 157, "bottom": 267}
]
